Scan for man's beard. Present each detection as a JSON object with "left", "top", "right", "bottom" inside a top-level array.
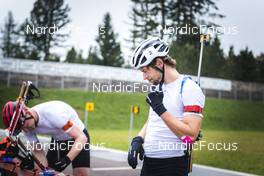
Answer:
[
  {"left": 152, "top": 79, "right": 160, "bottom": 85},
  {"left": 150, "top": 76, "right": 162, "bottom": 85}
]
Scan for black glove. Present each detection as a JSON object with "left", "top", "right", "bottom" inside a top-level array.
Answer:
[
  {"left": 146, "top": 91, "right": 167, "bottom": 116},
  {"left": 20, "top": 155, "right": 35, "bottom": 170},
  {"left": 196, "top": 130, "right": 203, "bottom": 141},
  {"left": 128, "top": 136, "right": 144, "bottom": 169},
  {"left": 53, "top": 156, "right": 71, "bottom": 172},
  {"left": 8, "top": 144, "right": 19, "bottom": 156}
]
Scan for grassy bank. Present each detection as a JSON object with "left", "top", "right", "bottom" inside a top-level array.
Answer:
[{"left": 1, "top": 86, "right": 263, "bottom": 131}]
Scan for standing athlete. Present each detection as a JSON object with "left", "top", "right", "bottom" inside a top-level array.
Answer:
[
  {"left": 128, "top": 37, "right": 205, "bottom": 176},
  {"left": 2, "top": 100, "right": 90, "bottom": 176}
]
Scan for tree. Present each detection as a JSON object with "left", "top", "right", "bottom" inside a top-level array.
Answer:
[
  {"left": 126, "top": 10, "right": 141, "bottom": 52},
  {"left": 76, "top": 50, "right": 85, "bottom": 63},
  {"left": 96, "top": 13, "right": 124, "bottom": 67},
  {"left": 25, "top": 0, "right": 70, "bottom": 61},
  {"left": 1, "top": 11, "right": 19, "bottom": 57},
  {"left": 87, "top": 47, "right": 101, "bottom": 65},
  {"left": 169, "top": 36, "right": 226, "bottom": 78},
  {"left": 202, "top": 37, "right": 225, "bottom": 78},
  {"left": 46, "top": 54, "right": 60, "bottom": 62},
  {"left": 235, "top": 47, "right": 256, "bottom": 82},
  {"left": 169, "top": 42, "right": 199, "bottom": 75},
  {"left": 256, "top": 53, "right": 264, "bottom": 83},
  {"left": 128, "top": 0, "right": 224, "bottom": 48},
  {"left": 168, "top": 0, "right": 224, "bottom": 45},
  {"left": 128, "top": 0, "right": 160, "bottom": 47},
  {"left": 220, "top": 46, "right": 234, "bottom": 80},
  {"left": 65, "top": 47, "right": 87, "bottom": 64},
  {"left": 226, "top": 47, "right": 256, "bottom": 82},
  {"left": 65, "top": 47, "right": 77, "bottom": 63}
]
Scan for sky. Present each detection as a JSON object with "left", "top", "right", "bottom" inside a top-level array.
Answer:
[{"left": 0, "top": 0, "right": 263, "bottom": 61}]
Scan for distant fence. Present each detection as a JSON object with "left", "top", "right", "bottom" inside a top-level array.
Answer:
[{"left": 0, "top": 58, "right": 264, "bottom": 101}]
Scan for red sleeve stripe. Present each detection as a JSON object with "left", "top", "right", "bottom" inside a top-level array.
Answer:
[
  {"left": 62, "top": 120, "right": 74, "bottom": 131},
  {"left": 184, "top": 105, "right": 203, "bottom": 113}
]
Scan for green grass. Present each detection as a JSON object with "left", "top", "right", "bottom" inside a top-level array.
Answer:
[
  {"left": 90, "top": 129, "right": 264, "bottom": 175},
  {"left": 1, "top": 86, "right": 264, "bottom": 131},
  {"left": 194, "top": 130, "right": 264, "bottom": 175},
  {"left": 0, "top": 86, "right": 149, "bottom": 130},
  {"left": 0, "top": 86, "right": 264, "bottom": 175}
]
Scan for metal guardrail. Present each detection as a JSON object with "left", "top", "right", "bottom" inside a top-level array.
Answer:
[{"left": 0, "top": 58, "right": 232, "bottom": 91}]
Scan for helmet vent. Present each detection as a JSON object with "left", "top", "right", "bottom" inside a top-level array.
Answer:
[
  {"left": 134, "top": 53, "right": 141, "bottom": 67},
  {"left": 153, "top": 43, "right": 159, "bottom": 48},
  {"left": 158, "top": 44, "right": 166, "bottom": 52},
  {"left": 140, "top": 56, "right": 147, "bottom": 65}
]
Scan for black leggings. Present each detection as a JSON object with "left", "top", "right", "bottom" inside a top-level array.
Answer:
[
  {"left": 141, "top": 155, "right": 189, "bottom": 176},
  {"left": 46, "top": 129, "right": 90, "bottom": 169}
]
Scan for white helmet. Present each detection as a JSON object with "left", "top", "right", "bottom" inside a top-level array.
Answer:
[{"left": 131, "top": 37, "right": 169, "bottom": 69}]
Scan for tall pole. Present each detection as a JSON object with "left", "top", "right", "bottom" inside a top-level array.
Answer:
[
  {"left": 84, "top": 108, "right": 89, "bottom": 128},
  {"left": 197, "top": 34, "right": 210, "bottom": 86},
  {"left": 128, "top": 106, "right": 134, "bottom": 145}
]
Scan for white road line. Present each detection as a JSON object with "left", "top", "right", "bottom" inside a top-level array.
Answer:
[
  {"left": 91, "top": 146, "right": 127, "bottom": 154},
  {"left": 92, "top": 167, "right": 141, "bottom": 171}
]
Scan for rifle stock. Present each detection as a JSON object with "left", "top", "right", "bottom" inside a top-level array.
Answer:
[{"left": 6, "top": 81, "right": 47, "bottom": 172}]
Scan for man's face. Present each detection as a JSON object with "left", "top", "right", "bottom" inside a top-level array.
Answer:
[
  {"left": 140, "top": 66, "right": 162, "bottom": 85},
  {"left": 21, "top": 110, "right": 36, "bottom": 132}
]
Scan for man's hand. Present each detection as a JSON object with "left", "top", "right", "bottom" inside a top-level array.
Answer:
[
  {"left": 53, "top": 156, "right": 71, "bottom": 172},
  {"left": 20, "top": 155, "right": 35, "bottom": 170},
  {"left": 8, "top": 144, "right": 19, "bottom": 156},
  {"left": 128, "top": 136, "right": 144, "bottom": 169},
  {"left": 146, "top": 91, "right": 167, "bottom": 116}
]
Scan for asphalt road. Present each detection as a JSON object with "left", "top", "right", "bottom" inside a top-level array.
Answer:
[
  {"left": 90, "top": 147, "right": 257, "bottom": 176},
  {"left": 0, "top": 130, "right": 258, "bottom": 176}
]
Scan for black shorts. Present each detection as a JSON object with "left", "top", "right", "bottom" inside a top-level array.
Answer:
[
  {"left": 46, "top": 129, "right": 90, "bottom": 168},
  {"left": 140, "top": 155, "right": 188, "bottom": 176}
]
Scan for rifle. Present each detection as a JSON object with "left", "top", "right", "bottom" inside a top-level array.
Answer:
[
  {"left": 9, "top": 81, "right": 40, "bottom": 136},
  {"left": 7, "top": 81, "right": 47, "bottom": 171}
]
